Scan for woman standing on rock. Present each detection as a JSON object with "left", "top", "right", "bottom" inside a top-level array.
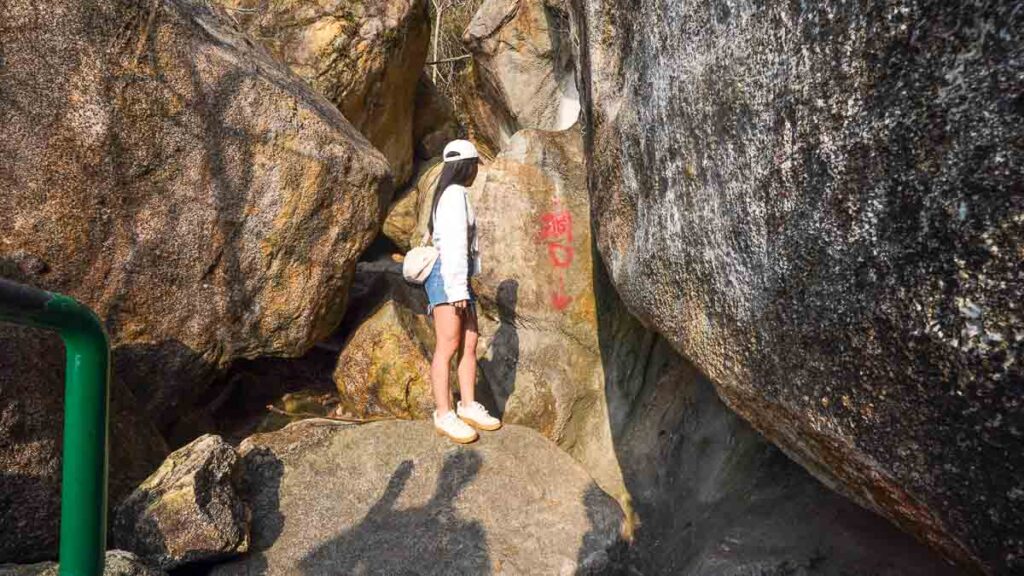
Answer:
[{"left": 425, "top": 140, "right": 501, "bottom": 443}]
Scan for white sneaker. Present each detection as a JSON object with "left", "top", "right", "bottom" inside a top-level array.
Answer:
[
  {"left": 457, "top": 401, "right": 502, "bottom": 431},
  {"left": 433, "top": 410, "right": 478, "bottom": 443}
]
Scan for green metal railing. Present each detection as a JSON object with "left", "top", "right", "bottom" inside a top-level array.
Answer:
[{"left": 0, "top": 278, "right": 109, "bottom": 576}]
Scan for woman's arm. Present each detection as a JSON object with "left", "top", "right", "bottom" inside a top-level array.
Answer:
[{"left": 436, "top": 186, "right": 470, "bottom": 302}]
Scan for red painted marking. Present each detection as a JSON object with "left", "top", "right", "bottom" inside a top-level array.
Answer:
[
  {"left": 538, "top": 199, "right": 575, "bottom": 311},
  {"left": 551, "top": 291, "right": 572, "bottom": 310},
  {"left": 551, "top": 277, "right": 572, "bottom": 310},
  {"left": 540, "top": 210, "right": 573, "bottom": 242},
  {"left": 547, "top": 243, "right": 574, "bottom": 268}
]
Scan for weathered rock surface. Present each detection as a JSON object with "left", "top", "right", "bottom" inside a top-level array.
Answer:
[
  {"left": 333, "top": 300, "right": 436, "bottom": 419},
  {"left": 571, "top": 0, "right": 1023, "bottom": 572},
  {"left": 221, "top": 0, "right": 431, "bottom": 185},
  {"left": 607, "top": 326, "right": 958, "bottom": 575},
  {"left": 0, "top": 550, "right": 166, "bottom": 576},
  {"left": 465, "top": 0, "right": 580, "bottom": 147},
  {"left": 210, "top": 419, "right": 625, "bottom": 574},
  {"left": 0, "top": 0, "right": 392, "bottom": 433},
  {"left": 0, "top": 322, "right": 167, "bottom": 564},
  {"left": 113, "top": 434, "right": 249, "bottom": 569},
  {"left": 380, "top": 187, "right": 421, "bottom": 253},
  {"left": 468, "top": 126, "right": 636, "bottom": 507},
  {"left": 413, "top": 74, "right": 461, "bottom": 161},
  {"left": 381, "top": 156, "right": 450, "bottom": 252}
]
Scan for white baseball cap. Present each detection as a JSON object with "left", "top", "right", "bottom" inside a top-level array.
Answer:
[{"left": 442, "top": 139, "right": 479, "bottom": 162}]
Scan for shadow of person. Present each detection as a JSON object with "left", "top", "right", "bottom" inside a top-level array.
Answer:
[
  {"left": 575, "top": 483, "right": 628, "bottom": 575},
  {"left": 298, "top": 451, "right": 491, "bottom": 575},
  {"left": 477, "top": 279, "right": 519, "bottom": 418}
]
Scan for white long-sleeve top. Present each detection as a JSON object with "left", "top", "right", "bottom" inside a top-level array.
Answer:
[{"left": 431, "top": 184, "right": 480, "bottom": 301}]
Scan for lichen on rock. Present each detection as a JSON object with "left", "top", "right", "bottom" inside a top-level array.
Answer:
[
  {"left": 113, "top": 435, "right": 249, "bottom": 570},
  {"left": 0, "top": 0, "right": 392, "bottom": 435}
]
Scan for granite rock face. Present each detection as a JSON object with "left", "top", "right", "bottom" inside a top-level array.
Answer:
[
  {"left": 380, "top": 186, "right": 420, "bottom": 253},
  {"left": 0, "top": 322, "right": 167, "bottom": 564},
  {"left": 332, "top": 299, "right": 436, "bottom": 419},
  {"left": 113, "top": 434, "right": 249, "bottom": 569},
  {"left": 468, "top": 126, "right": 637, "bottom": 503},
  {"left": 464, "top": 0, "right": 580, "bottom": 148},
  {"left": 221, "top": 0, "right": 431, "bottom": 185},
  {"left": 0, "top": 0, "right": 392, "bottom": 433},
  {"left": 210, "top": 419, "right": 625, "bottom": 574},
  {"left": 571, "top": 0, "right": 1023, "bottom": 572}
]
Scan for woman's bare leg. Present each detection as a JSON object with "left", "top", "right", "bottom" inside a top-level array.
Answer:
[
  {"left": 431, "top": 304, "right": 462, "bottom": 415},
  {"left": 456, "top": 306, "right": 479, "bottom": 408}
]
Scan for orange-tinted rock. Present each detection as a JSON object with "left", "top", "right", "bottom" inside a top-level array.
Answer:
[
  {"left": 0, "top": 0, "right": 392, "bottom": 433},
  {"left": 220, "top": 0, "right": 430, "bottom": 186}
]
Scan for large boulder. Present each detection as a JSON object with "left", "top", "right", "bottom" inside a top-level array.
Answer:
[
  {"left": 0, "top": 550, "right": 166, "bottom": 576},
  {"left": 211, "top": 419, "right": 625, "bottom": 574},
  {"left": 220, "top": 0, "right": 431, "bottom": 185},
  {"left": 0, "top": 322, "right": 167, "bottom": 564},
  {"left": 382, "top": 156, "right": 448, "bottom": 252},
  {"left": 332, "top": 299, "right": 436, "bottom": 419},
  {"left": 113, "top": 434, "right": 249, "bottom": 570},
  {"left": 464, "top": 0, "right": 580, "bottom": 148},
  {"left": 571, "top": 0, "right": 1023, "bottom": 572},
  {"left": 0, "top": 0, "right": 392, "bottom": 434},
  {"left": 467, "top": 127, "right": 636, "bottom": 506}
]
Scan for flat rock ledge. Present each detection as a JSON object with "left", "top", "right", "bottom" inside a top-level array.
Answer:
[{"left": 212, "top": 419, "right": 626, "bottom": 575}]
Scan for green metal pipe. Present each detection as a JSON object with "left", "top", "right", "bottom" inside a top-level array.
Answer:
[{"left": 0, "top": 278, "right": 109, "bottom": 576}]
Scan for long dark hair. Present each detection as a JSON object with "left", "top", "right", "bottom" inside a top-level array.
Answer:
[{"left": 428, "top": 157, "right": 479, "bottom": 235}]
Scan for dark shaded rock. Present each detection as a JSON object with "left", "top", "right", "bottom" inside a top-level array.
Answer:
[
  {"left": 0, "top": 0, "right": 392, "bottom": 435},
  {"left": 332, "top": 259, "right": 431, "bottom": 343},
  {"left": 211, "top": 419, "right": 625, "bottom": 574},
  {"left": 413, "top": 74, "right": 461, "bottom": 160},
  {"left": 113, "top": 434, "right": 249, "bottom": 570},
  {"left": 0, "top": 550, "right": 166, "bottom": 576},
  {"left": 606, "top": 326, "right": 959, "bottom": 575},
  {"left": 570, "top": 0, "right": 1023, "bottom": 572},
  {"left": 0, "top": 324, "right": 167, "bottom": 564}
]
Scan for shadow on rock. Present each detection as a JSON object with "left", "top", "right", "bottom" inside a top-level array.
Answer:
[
  {"left": 478, "top": 279, "right": 519, "bottom": 418},
  {"left": 238, "top": 447, "right": 286, "bottom": 572},
  {"left": 297, "top": 451, "right": 490, "bottom": 575},
  {"left": 577, "top": 483, "right": 628, "bottom": 576}
]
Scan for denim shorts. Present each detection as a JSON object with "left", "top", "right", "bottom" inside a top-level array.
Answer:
[{"left": 424, "top": 258, "right": 476, "bottom": 315}]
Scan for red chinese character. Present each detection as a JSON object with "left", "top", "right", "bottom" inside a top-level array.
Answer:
[
  {"left": 540, "top": 210, "right": 572, "bottom": 241},
  {"left": 547, "top": 243, "right": 574, "bottom": 268}
]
